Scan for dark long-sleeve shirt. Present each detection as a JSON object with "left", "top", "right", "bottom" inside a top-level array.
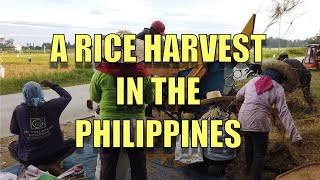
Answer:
[
  {"left": 283, "top": 59, "right": 311, "bottom": 87},
  {"left": 283, "top": 59, "right": 305, "bottom": 69},
  {"left": 10, "top": 84, "right": 72, "bottom": 164},
  {"left": 136, "top": 28, "right": 165, "bottom": 46}
]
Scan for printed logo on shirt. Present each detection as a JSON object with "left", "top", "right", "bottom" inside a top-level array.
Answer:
[{"left": 30, "top": 117, "right": 46, "bottom": 130}]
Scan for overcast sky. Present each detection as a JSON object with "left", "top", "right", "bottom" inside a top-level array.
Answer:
[{"left": 0, "top": 0, "right": 319, "bottom": 46}]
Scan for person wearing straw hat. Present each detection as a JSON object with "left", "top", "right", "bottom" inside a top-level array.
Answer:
[
  {"left": 199, "top": 91, "right": 238, "bottom": 176},
  {"left": 236, "top": 59, "right": 303, "bottom": 180},
  {"left": 90, "top": 30, "right": 154, "bottom": 180}
]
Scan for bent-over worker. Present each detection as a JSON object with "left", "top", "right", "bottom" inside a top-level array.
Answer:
[
  {"left": 278, "top": 53, "right": 313, "bottom": 104},
  {"left": 236, "top": 60, "right": 303, "bottom": 180}
]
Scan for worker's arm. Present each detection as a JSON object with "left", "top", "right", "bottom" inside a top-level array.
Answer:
[
  {"left": 143, "top": 77, "right": 155, "bottom": 104},
  {"left": 41, "top": 80, "right": 72, "bottom": 113},
  {"left": 236, "top": 84, "right": 246, "bottom": 103},
  {"left": 90, "top": 71, "right": 102, "bottom": 103},
  {"left": 275, "top": 87, "right": 302, "bottom": 143},
  {"left": 136, "top": 28, "right": 148, "bottom": 40},
  {"left": 10, "top": 108, "right": 19, "bottom": 135}
]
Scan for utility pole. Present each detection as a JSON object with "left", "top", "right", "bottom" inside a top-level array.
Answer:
[
  {"left": 278, "top": 0, "right": 285, "bottom": 56},
  {"left": 278, "top": 11, "right": 281, "bottom": 55}
]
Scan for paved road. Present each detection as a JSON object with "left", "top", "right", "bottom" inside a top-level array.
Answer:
[{"left": 0, "top": 84, "right": 97, "bottom": 138}]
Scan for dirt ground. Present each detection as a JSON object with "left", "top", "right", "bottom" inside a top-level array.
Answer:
[
  {"left": 1, "top": 90, "right": 320, "bottom": 179},
  {"left": 0, "top": 121, "right": 76, "bottom": 169}
]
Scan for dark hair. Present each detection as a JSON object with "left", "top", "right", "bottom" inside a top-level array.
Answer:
[
  {"left": 278, "top": 53, "right": 288, "bottom": 60},
  {"left": 261, "top": 68, "right": 285, "bottom": 84}
]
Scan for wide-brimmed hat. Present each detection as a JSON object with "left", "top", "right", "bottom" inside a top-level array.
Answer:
[
  {"left": 261, "top": 59, "right": 300, "bottom": 86},
  {"left": 200, "top": 91, "right": 235, "bottom": 106},
  {"left": 113, "top": 30, "right": 144, "bottom": 63}
]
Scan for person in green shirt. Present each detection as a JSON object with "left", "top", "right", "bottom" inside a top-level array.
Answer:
[{"left": 90, "top": 30, "right": 154, "bottom": 180}]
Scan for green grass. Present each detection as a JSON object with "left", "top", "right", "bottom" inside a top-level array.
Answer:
[
  {"left": 310, "top": 71, "right": 320, "bottom": 97},
  {"left": 0, "top": 68, "right": 94, "bottom": 95},
  {"left": 0, "top": 51, "right": 94, "bottom": 95},
  {"left": 249, "top": 47, "right": 305, "bottom": 63}
]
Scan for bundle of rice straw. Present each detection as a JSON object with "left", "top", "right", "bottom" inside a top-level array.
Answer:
[
  {"left": 276, "top": 162, "right": 320, "bottom": 180},
  {"left": 270, "top": 107, "right": 286, "bottom": 143},
  {"left": 261, "top": 59, "right": 300, "bottom": 89}
]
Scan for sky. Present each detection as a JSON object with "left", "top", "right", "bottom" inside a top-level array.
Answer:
[{"left": 0, "top": 0, "right": 319, "bottom": 46}]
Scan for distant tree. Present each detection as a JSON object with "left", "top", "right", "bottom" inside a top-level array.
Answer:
[
  {"left": 263, "top": 37, "right": 309, "bottom": 48},
  {"left": 42, "top": 42, "right": 52, "bottom": 49},
  {"left": 308, "top": 31, "right": 320, "bottom": 44},
  {"left": 0, "top": 38, "right": 5, "bottom": 45},
  {"left": 66, "top": 41, "right": 75, "bottom": 49},
  {"left": 5, "top": 39, "right": 14, "bottom": 48},
  {"left": 35, "top": 46, "right": 42, "bottom": 50},
  {"left": 0, "top": 38, "right": 14, "bottom": 48}
]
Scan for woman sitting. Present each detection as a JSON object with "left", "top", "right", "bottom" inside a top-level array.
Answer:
[{"left": 9, "top": 80, "right": 76, "bottom": 176}]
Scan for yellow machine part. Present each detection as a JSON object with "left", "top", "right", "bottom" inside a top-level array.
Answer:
[
  {"left": 147, "top": 14, "right": 256, "bottom": 75},
  {"left": 178, "top": 13, "right": 256, "bottom": 69}
]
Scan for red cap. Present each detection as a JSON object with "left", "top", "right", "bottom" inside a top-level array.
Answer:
[{"left": 151, "top": 21, "right": 165, "bottom": 36}]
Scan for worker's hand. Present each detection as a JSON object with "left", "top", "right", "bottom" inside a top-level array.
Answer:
[
  {"left": 41, "top": 80, "right": 55, "bottom": 88},
  {"left": 292, "top": 140, "right": 303, "bottom": 147},
  {"left": 236, "top": 100, "right": 243, "bottom": 110}
]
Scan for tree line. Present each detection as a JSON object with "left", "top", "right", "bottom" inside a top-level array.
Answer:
[
  {"left": 24, "top": 41, "right": 74, "bottom": 50},
  {"left": 1, "top": 33, "right": 319, "bottom": 51},
  {"left": 0, "top": 38, "right": 14, "bottom": 48},
  {"left": 264, "top": 37, "right": 318, "bottom": 48}
]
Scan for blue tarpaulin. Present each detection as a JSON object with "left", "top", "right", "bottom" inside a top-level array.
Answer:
[{"left": 1, "top": 138, "right": 227, "bottom": 180}]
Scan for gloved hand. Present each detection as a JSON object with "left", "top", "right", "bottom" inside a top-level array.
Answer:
[{"left": 41, "top": 80, "right": 56, "bottom": 88}]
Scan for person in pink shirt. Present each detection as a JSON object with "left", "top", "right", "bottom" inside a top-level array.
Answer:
[{"left": 236, "top": 60, "right": 303, "bottom": 180}]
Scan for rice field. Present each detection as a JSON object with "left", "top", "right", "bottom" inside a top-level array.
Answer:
[
  {"left": 0, "top": 47, "right": 306, "bottom": 95},
  {"left": 0, "top": 51, "right": 94, "bottom": 95}
]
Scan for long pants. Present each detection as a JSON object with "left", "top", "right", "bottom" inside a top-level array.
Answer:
[
  {"left": 299, "top": 70, "right": 313, "bottom": 104},
  {"left": 145, "top": 104, "right": 153, "bottom": 117},
  {"left": 244, "top": 132, "right": 269, "bottom": 180},
  {"left": 8, "top": 139, "right": 76, "bottom": 166},
  {"left": 95, "top": 148, "right": 130, "bottom": 180},
  {"left": 100, "top": 147, "right": 147, "bottom": 180},
  {"left": 203, "top": 156, "right": 233, "bottom": 177}
]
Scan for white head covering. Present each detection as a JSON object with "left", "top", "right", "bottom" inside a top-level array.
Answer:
[{"left": 114, "top": 30, "right": 144, "bottom": 63}]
